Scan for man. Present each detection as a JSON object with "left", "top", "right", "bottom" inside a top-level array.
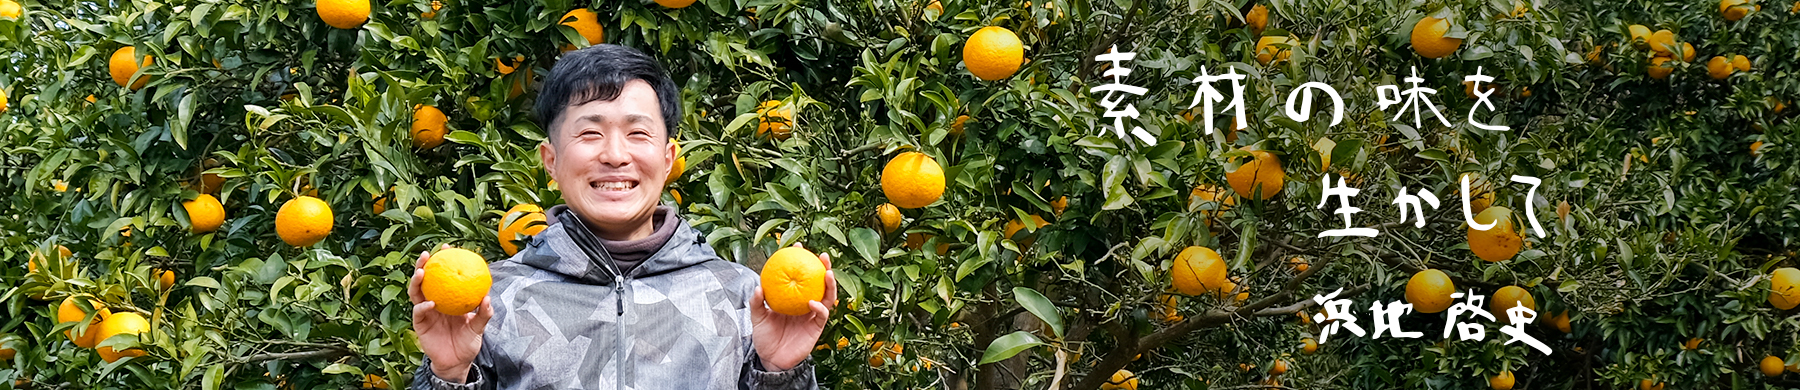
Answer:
[{"left": 407, "top": 44, "right": 833, "bottom": 390}]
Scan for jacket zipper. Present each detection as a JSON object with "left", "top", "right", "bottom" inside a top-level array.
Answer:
[{"left": 557, "top": 208, "right": 632, "bottom": 390}]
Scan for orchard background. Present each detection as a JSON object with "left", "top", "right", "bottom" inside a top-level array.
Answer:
[{"left": 1, "top": 0, "right": 1798, "bottom": 388}]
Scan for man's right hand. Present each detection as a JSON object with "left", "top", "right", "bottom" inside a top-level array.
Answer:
[{"left": 409, "top": 245, "right": 495, "bottom": 383}]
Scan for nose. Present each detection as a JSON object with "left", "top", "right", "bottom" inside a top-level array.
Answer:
[{"left": 594, "top": 133, "right": 632, "bottom": 169}]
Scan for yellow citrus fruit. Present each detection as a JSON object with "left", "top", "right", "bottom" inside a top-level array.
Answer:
[
  {"left": 1489, "top": 370, "right": 1515, "bottom": 390},
  {"left": 1639, "top": 379, "right": 1664, "bottom": 390},
  {"left": 1722, "top": 0, "right": 1755, "bottom": 20},
  {"left": 867, "top": 341, "right": 902, "bottom": 367},
  {"left": 1158, "top": 294, "right": 1184, "bottom": 322},
  {"left": 656, "top": 0, "right": 697, "bottom": 9},
  {"left": 1410, "top": 16, "right": 1463, "bottom": 59},
  {"left": 495, "top": 56, "right": 523, "bottom": 75},
  {"left": 950, "top": 115, "right": 970, "bottom": 137},
  {"left": 1708, "top": 56, "right": 1734, "bottom": 79},
  {"left": 1491, "top": 285, "right": 1536, "bottom": 316},
  {"left": 0, "top": 338, "right": 13, "bottom": 360},
  {"left": 419, "top": 0, "right": 442, "bottom": 18},
  {"left": 962, "top": 26, "right": 1025, "bottom": 81},
  {"left": 1255, "top": 35, "right": 1296, "bottom": 66},
  {"left": 876, "top": 203, "right": 903, "bottom": 234},
  {"left": 1647, "top": 30, "right": 1677, "bottom": 56},
  {"left": 1468, "top": 206, "right": 1523, "bottom": 262},
  {"left": 1680, "top": 42, "right": 1696, "bottom": 62},
  {"left": 1246, "top": 4, "right": 1269, "bottom": 33},
  {"left": 412, "top": 105, "right": 448, "bottom": 149},
  {"left": 924, "top": 0, "right": 943, "bottom": 19},
  {"left": 1406, "top": 269, "right": 1455, "bottom": 313},
  {"left": 1226, "top": 147, "right": 1284, "bottom": 200},
  {"left": 0, "top": 0, "right": 19, "bottom": 19},
  {"left": 508, "top": 67, "right": 533, "bottom": 99},
  {"left": 1732, "top": 55, "right": 1752, "bottom": 72},
  {"left": 363, "top": 374, "right": 391, "bottom": 389},
  {"left": 1762, "top": 355, "right": 1785, "bottom": 376},
  {"left": 1302, "top": 338, "right": 1318, "bottom": 354},
  {"left": 1189, "top": 184, "right": 1237, "bottom": 218},
  {"left": 275, "top": 196, "right": 334, "bottom": 247},
  {"left": 1049, "top": 196, "right": 1069, "bottom": 216},
  {"left": 668, "top": 189, "right": 683, "bottom": 205},
  {"left": 1682, "top": 337, "right": 1702, "bottom": 350},
  {"left": 1647, "top": 56, "right": 1674, "bottom": 80},
  {"left": 1289, "top": 256, "right": 1310, "bottom": 272},
  {"left": 666, "top": 140, "right": 687, "bottom": 184},
  {"left": 1100, "top": 370, "right": 1138, "bottom": 390},
  {"left": 183, "top": 194, "right": 226, "bottom": 234},
  {"left": 881, "top": 152, "right": 946, "bottom": 209},
  {"left": 756, "top": 100, "right": 794, "bottom": 139},
  {"left": 760, "top": 246, "right": 828, "bottom": 316},
  {"left": 1003, "top": 214, "right": 1050, "bottom": 247},
  {"left": 156, "top": 269, "right": 176, "bottom": 291},
  {"left": 96, "top": 312, "right": 150, "bottom": 362},
  {"left": 1769, "top": 267, "right": 1800, "bottom": 309},
  {"left": 498, "top": 204, "right": 547, "bottom": 256},
  {"left": 422, "top": 247, "right": 493, "bottom": 316},
  {"left": 1627, "top": 25, "right": 1651, "bottom": 46},
  {"left": 1551, "top": 311, "right": 1572, "bottom": 333},
  {"left": 58, "top": 296, "right": 111, "bottom": 348},
  {"left": 317, "top": 0, "right": 370, "bottom": 29},
  {"left": 109, "top": 46, "right": 154, "bottom": 90},
  {"left": 1752, "top": 141, "right": 1764, "bottom": 156},
  {"left": 0, "top": 88, "right": 8, "bottom": 113},
  {"left": 1170, "top": 246, "right": 1228, "bottom": 296},
  {"left": 559, "top": 9, "right": 605, "bottom": 51},
  {"left": 1268, "top": 359, "right": 1289, "bottom": 375}
]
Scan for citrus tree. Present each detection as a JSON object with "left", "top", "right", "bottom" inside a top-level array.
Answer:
[{"left": 1, "top": 0, "right": 1797, "bottom": 389}]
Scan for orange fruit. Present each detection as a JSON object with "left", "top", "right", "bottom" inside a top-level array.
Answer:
[
  {"left": 881, "top": 152, "right": 946, "bottom": 209},
  {"left": 412, "top": 105, "right": 448, "bottom": 149},
  {"left": 1647, "top": 56, "right": 1674, "bottom": 80},
  {"left": 962, "top": 26, "right": 1025, "bottom": 81},
  {"left": 58, "top": 296, "right": 111, "bottom": 348},
  {"left": 95, "top": 312, "right": 150, "bottom": 362},
  {"left": 1490, "top": 285, "right": 1536, "bottom": 317},
  {"left": 1680, "top": 42, "right": 1696, "bottom": 62},
  {"left": 1646, "top": 30, "right": 1676, "bottom": 57},
  {"left": 275, "top": 196, "right": 334, "bottom": 247},
  {"left": 1639, "top": 379, "right": 1664, "bottom": 390},
  {"left": 419, "top": 0, "right": 441, "bottom": 18},
  {"left": 1627, "top": 25, "right": 1651, "bottom": 46},
  {"left": 756, "top": 100, "right": 794, "bottom": 139},
  {"left": 317, "top": 0, "right": 370, "bottom": 28},
  {"left": 1268, "top": 359, "right": 1289, "bottom": 375},
  {"left": 495, "top": 56, "right": 524, "bottom": 75},
  {"left": 1489, "top": 370, "right": 1515, "bottom": 390},
  {"left": 1100, "top": 370, "right": 1138, "bottom": 390},
  {"left": 1049, "top": 196, "right": 1069, "bottom": 216},
  {"left": 669, "top": 189, "right": 683, "bottom": 206},
  {"left": 1707, "top": 56, "right": 1734, "bottom": 79},
  {"left": 1468, "top": 206, "right": 1523, "bottom": 262},
  {"left": 1682, "top": 337, "right": 1702, "bottom": 350},
  {"left": 1732, "top": 55, "right": 1752, "bottom": 72},
  {"left": 1003, "top": 214, "right": 1050, "bottom": 247},
  {"left": 0, "top": 336, "right": 14, "bottom": 360},
  {"left": 0, "top": 88, "right": 7, "bottom": 113},
  {"left": 867, "top": 341, "right": 903, "bottom": 367},
  {"left": 923, "top": 0, "right": 943, "bottom": 20},
  {"left": 1226, "top": 147, "right": 1284, "bottom": 200},
  {"left": 1288, "top": 256, "right": 1310, "bottom": 272},
  {"left": 1246, "top": 4, "right": 1269, "bottom": 34},
  {"left": 109, "top": 46, "right": 154, "bottom": 90},
  {"left": 1406, "top": 269, "right": 1456, "bottom": 313},
  {"left": 667, "top": 139, "right": 686, "bottom": 183},
  {"left": 1158, "top": 294, "right": 1184, "bottom": 322},
  {"left": 655, "top": 0, "right": 697, "bottom": 8},
  {"left": 1770, "top": 267, "right": 1800, "bottom": 309},
  {"left": 1722, "top": 0, "right": 1755, "bottom": 20},
  {"left": 1762, "top": 355, "right": 1785, "bottom": 376},
  {"left": 1170, "top": 246, "right": 1228, "bottom": 296},
  {"left": 1255, "top": 35, "right": 1296, "bottom": 65},
  {"left": 1752, "top": 141, "right": 1764, "bottom": 156},
  {"left": 949, "top": 115, "right": 970, "bottom": 137},
  {"left": 558, "top": 9, "right": 604, "bottom": 51},
  {"left": 156, "top": 269, "right": 176, "bottom": 291},
  {"left": 1410, "top": 16, "right": 1463, "bottom": 59},
  {"left": 0, "top": 0, "right": 19, "bottom": 19},
  {"left": 1551, "top": 311, "right": 1572, "bottom": 333},
  {"left": 421, "top": 247, "right": 493, "bottom": 316},
  {"left": 183, "top": 194, "right": 226, "bottom": 233},
  {"left": 1302, "top": 338, "right": 1318, "bottom": 354},
  {"left": 363, "top": 374, "right": 391, "bottom": 389},
  {"left": 1189, "top": 184, "right": 1237, "bottom": 218},
  {"left": 498, "top": 204, "right": 548, "bottom": 256},
  {"left": 760, "top": 246, "right": 828, "bottom": 316},
  {"left": 876, "top": 203, "right": 903, "bottom": 234}
]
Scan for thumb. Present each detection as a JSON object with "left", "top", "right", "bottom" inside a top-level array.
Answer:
[{"left": 748, "top": 287, "right": 769, "bottom": 323}]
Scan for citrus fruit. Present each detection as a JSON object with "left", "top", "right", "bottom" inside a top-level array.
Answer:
[
  {"left": 1708, "top": 56, "right": 1733, "bottom": 79},
  {"left": 962, "top": 26, "right": 1024, "bottom": 81},
  {"left": 1551, "top": 311, "right": 1572, "bottom": 333},
  {"left": 1050, "top": 196, "right": 1069, "bottom": 216},
  {"left": 495, "top": 56, "right": 523, "bottom": 75},
  {"left": 1410, "top": 16, "right": 1463, "bottom": 59},
  {"left": 1752, "top": 141, "right": 1764, "bottom": 156},
  {"left": 756, "top": 100, "right": 794, "bottom": 139},
  {"left": 1468, "top": 206, "right": 1523, "bottom": 262},
  {"left": 1489, "top": 370, "right": 1515, "bottom": 390},
  {"left": 1189, "top": 184, "right": 1237, "bottom": 217},
  {"left": 275, "top": 196, "right": 334, "bottom": 247},
  {"left": 1246, "top": 4, "right": 1269, "bottom": 34},
  {"left": 363, "top": 374, "right": 391, "bottom": 389},
  {"left": 421, "top": 247, "right": 493, "bottom": 316},
  {"left": 867, "top": 341, "right": 902, "bottom": 367},
  {"left": 1722, "top": 0, "right": 1755, "bottom": 20},
  {"left": 881, "top": 152, "right": 945, "bottom": 209},
  {"left": 1491, "top": 285, "right": 1536, "bottom": 317},
  {"left": 1100, "top": 370, "right": 1138, "bottom": 390},
  {"left": 1289, "top": 256, "right": 1310, "bottom": 272},
  {"left": 498, "top": 204, "right": 547, "bottom": 256},
  {"left": 666, "top": 139, "right": 686, "bottom": 183},
  {"left": 1732, "top": 54, "right": 1752, "bottom": 72},
  {"left": 109, "top": 46, "right": 154, "bottom": 90},
  {"left": 156, "top": 269, "right": 176, "bottom": 291},
  {"left": 876, "top": 203, "right": 903, "bottom": 234},
  {"left": 950, "top": 114, "right": 970, "bottom": 137},
  {"left": 760, "top": 246, "right": 828, "bottom": 316},
  {"left": 1683, "top": 337, "right": 1702, "bottom": 350},
  {"left": 419, "top": 0, "right": 441, "bottom": 18},
  {"left": 183, "top": 194, "right": 226, "bottom": 233},
  {"left": 1763, "top": 355, "right": 1785, "bottom": 376},
  {"left": 1003, "top": 214, "right": 1050, "bottom": 247},
  {"left": 558, "top": 9, "right": 604, "bottom": 51},
  {"left": 1647, "top": 30, "right": 1677, "bottom": 56},
  {"left": 1647, "top": 56, "right": 1674, "bottom": 80},
  {"left": 412, "top": 105, "right": 448, "bottom": 149},
  {"left": 656, "top": 0, "right": 697, "bottom": 8},
  {"left": 1170, "top": 246, "right": 1228, "bottom": 296},
  {"left": 0, "top": 0, "right": 19, "bottom": 19},
  {"left": 317, "top": 0, "right": 370, "bottom": 29},
  {"left": 1627, "top": 25, "right": 1651, "bottom": 46},
  {"left": 95, "top": 312, "right": 150, "bottom": 362},
  {"left": 1302, "top": 338, "right": 1318, "bottom": 354},
  {"left": 1769, "top": 267, "right": 1800, "bottom": 309},
  {"left": 1255, "top": 35, "right": 1296, "bottom": 65},
  {"left": 1226, "top": 147, "right": 1284, "bottom": 200},
  {"left": 1406, "top": 269, "right": 1455, "bottom": 313},
  {"left": 58, "top": 296, "right": 111, "bottom": 348},
  {"left": 1269, "top": 359, "right": 1289, "bottom": 375}
]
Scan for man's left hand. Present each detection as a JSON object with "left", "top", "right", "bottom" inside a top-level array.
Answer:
[{"left": 749, "top": 243, "right": 836, "bottom": 371}]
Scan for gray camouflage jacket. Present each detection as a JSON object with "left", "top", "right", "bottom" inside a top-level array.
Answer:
[{"left": 411, "top": 208, "right": 818, "bottom": 390}]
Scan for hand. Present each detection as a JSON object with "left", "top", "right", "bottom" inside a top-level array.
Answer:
[
  {"left": 749, "top": 243, "right": 836, "bottom": 372},
  {"left": 409, "top": 244, "right": 494, "bottom": 383}
]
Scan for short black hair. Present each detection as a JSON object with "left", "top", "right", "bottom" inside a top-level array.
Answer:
[{"left": 533, "top": 44, "right": 681, "bottom": 142}]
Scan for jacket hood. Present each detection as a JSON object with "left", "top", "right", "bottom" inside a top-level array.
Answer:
[{"left": 510, "top": 204, "right": 718, "bottom": 284}]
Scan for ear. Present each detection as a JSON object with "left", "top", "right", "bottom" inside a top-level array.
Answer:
[{"left": 539, "top": 141, "right": 558, "bottom": 181}]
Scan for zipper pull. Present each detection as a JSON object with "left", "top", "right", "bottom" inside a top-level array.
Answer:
[{"left": 614, "top": 275, "right": 626, "bottom": 316}]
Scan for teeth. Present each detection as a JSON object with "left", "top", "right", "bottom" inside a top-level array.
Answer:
[{"left": 595, "top": 181, "right": 636, "bottom": 191}]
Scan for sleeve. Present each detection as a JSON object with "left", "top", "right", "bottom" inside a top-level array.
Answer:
[
  {"left": 410, "top": 356, "right": 496, "bottom": 390},
  {"left": 740, "top": 355, "right": 819, "bottom": 390}
]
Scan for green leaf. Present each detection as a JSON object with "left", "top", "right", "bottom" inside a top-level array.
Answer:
[
  {"left": 978, "top": 331, "right": 1046, "bottom": 365},
  {"left": 1013, "top": 287, "right": 1063, "bottom": 338},
  {"left": 848, "top": 227, "right": 881, "bottom": 265}
]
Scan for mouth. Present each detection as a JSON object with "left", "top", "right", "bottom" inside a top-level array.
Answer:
[{"left": 590, "top": 179, "right": 640, "bottom": 192}]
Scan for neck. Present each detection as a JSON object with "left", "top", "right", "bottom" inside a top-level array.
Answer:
[{"left": 586, "top": 215, "right": 655, "bottom": 241}]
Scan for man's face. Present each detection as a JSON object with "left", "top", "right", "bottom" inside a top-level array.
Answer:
[{"left": 540, "top": 79, "right": 673, "bottom": 240}]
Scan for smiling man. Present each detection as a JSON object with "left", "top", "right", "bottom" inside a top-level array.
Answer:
[{"left": 407, "top": 44, "right": 832, "bottom": 390}]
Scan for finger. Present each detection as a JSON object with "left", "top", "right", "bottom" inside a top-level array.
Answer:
[
  {"left": 748, "top": 287, "right": 769, "bottom": 322},
  {"left": 819, "top": 252, "right": 832, "bottom": 269},
  {"left": 471, "top": 296, "right": 496, "bottom": 329},
  {"left": 822, "top": 270, "right": 839, "bottom": 308},
  {"left": 407, "top": 268, "right": 426, "bottom": 304},
  {"left": 808, "top": 300, "right": 831, "bottom": 325},
  {"left": 415, "top": 250, "right": 431, "bottom": 269},
  {"left": 412, "top": 301, "right": 438, "bottom": 323}
]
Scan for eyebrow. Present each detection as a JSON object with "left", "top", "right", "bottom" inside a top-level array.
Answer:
[{"left": 573, "top": 114, "right": 658, "bottom": 126}]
